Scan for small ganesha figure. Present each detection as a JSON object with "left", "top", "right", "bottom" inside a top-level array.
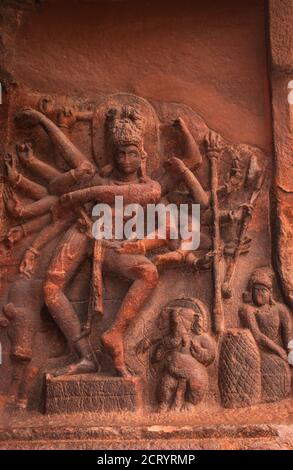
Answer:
[{"left": 137, "top": 297, "right": 215, "bottom": 412}]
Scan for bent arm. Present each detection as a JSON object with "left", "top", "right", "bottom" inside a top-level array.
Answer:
[
  {"left": 18, "top": 195, "right": 58, "bottom": 220},
  {"left": 240, "top": 308, "right": 287, "bottom": 359},
  {"left": 180, "top": 167, "right": 209, "bottom": 208},
  {"left": 21, "top": 213, "right": 52, "bottom": 237},
  {"left": 13, "top": 174, "right": 48, "bottom": 200},
  {"left": 179, "top": 120, "right": 202, "bottom": 169},
  {"left": 20, "top": 154, "right": 61, "bottom": 182},
  {"left": 280, "top": 306, "right": 292, "bottom": 350},
  {"left": 20, "top": 108, "right": 93, "bottom": 170},
  {"left": 30, "top": 216, "right": 74, "bottom": 253},
  {"left": 49, "top": 170, "right": 79, "bottom": 195}
]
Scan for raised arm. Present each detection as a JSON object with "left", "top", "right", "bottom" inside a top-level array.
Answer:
[
  {"left": 173, "top": 117, "right": 202, "bottom": 169},
  {"left": 4, "top": 153, "right": 48, "bottom": 200},
  {"left": 163, "top": 157, "right": 209, "bottom": 208},
  {"left": 16, "top": 142, "right": 61, "bottom": 182},
  {"left": 16, "top": 108, "right": 96, "bottom": 175}
]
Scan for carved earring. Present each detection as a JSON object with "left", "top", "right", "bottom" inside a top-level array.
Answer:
[{"left": 138, "top": 149, "right": 147, "bottom": 179}]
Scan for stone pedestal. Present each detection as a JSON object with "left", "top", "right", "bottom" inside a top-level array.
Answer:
[{"left": 45, "top": 374, "right": 142, "bottom": 414}]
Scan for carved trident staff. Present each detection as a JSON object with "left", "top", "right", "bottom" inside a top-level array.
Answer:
[
  {"left": 221, "top": 169, "right": 267, "bottom": 299},
  {"left": 205, "top": 131, "right": 224, "bottom": 334}
]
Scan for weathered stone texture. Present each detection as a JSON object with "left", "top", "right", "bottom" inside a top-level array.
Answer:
[{"left": 46, "top": 375, "right": 142, "bottom": 413}]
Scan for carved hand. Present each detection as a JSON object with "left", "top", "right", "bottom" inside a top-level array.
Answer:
[
  {"left": 260, "top": 334, "right": 288, "bottom": 361},
  {"left": 173, "top": 116, "right": 188, "bottom": 133},
  {"left": 57, "top": 107, "right": 77, "bottom": 129},
  {"left": 72, "top": 161, "right": 96, "bottom": 183},
  {"left": 19, "top": 250, "right": 38, "bottom": 278},
  {"left": 112, "top": 240, "right": 145, "bottom": 255},
  {"left": 3, "top": 186, "right": 23, "bottom": 218},
  {"left": 194, "top": 250, "right": 221, "bottom": 271},
  {"left": 204, "top": 130, "right": 222, "bottom": 158},
  {"left": 60, "top": 192, "right": 73, "bottom": 206},
  {"left": 153, "top": 251, "right": 183, "bottom": 267},
  {"left": 5, "top": 226, "right": 25, "bottom": 246},
  {"left": 16, "top": 142, "right": 34, "bottom": 162},
  {"left": 4, "top": 153, "right": 19, "bottom": 184},
  {"left": 164, "top": 156, "right": 187, "bottom": 174},
  {"left": 0, "top": 316, "right": 9, "bottom": 328}
]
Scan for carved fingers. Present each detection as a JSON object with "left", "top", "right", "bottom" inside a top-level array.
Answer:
[
  {"left": 57, "top": 107, "right": 77, "bottom": 129},
  {"left": 173, "top": 116, "right": 187, "bottom": 132},
  {"left": 19, "top": 250, "right": 37, "bottom": 278},
  {"left": 59, "top": 192, "right": 73, "bottom": 206},
  {"left": 4, "top": 153, "right": 19, "bottom": 183},
  {"left": 3, "top": 186, "right": 23, "bottom": 218},
  {"left": 72, "top": 161, "right": 96, "bottom": 182},
  {"left": 16, "top": 142, "right": 34, "bottom": 162},
  {"left": 5, "top": 226, "right": 25, "bottom": 246},
  {"left": 164, "top": 156, "right": 187, "bottom": 174},
  {"left": 204, "top": 130, "right": 222, "bottom": 158}
]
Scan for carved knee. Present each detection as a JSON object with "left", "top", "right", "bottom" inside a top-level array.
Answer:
[{"left": 43, "top": 279, "right": 60, "bottom": 308}]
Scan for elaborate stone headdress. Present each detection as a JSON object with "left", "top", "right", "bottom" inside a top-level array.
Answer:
[
  {"left": 106, "top": 105, "right": 145, "bottom": 150},
  {"left": 249, "top": 267, "right": 273, "bottom": 290}
]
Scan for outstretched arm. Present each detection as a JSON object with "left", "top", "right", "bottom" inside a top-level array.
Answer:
[
  {"left": 16, "top": 142, "right": 61, "bottom": 182},
  {"left": 173, "top": 117, "right": 202, "bottom": 169},
  {"left": 4, "top": 213, "right": 51, "bottom": 246},
  {"left": 16, "top": 108, "right": 96, "bottom": 175},
  {"left": 48, "top": 164, "right": 98, "bottom": 195},
  {"left": 163, "top": 157, "right": 209, "bottom": 208},
  {"left": 4, "top": 186, "right": 57, "bottom": 220},
  {"left": 4, "top": 154, "right": 48, "bottom": 200},
  {"left": 61, "top": 179, "right": 161, "bottom": 206}
]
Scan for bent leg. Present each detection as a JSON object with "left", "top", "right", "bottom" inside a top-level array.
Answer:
[
  {"left": 43, "top": 225, "right": 96, "bottom": 375},
  {"left": 102, "top": 250, "right": 158, "bottom": 376},
  {"left": 157, "top": 374, "right": 178, "bottom": 412}
]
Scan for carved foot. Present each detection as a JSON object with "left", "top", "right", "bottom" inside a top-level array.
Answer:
[
  {"left": 5, "top": 394, "right": 17, "bottom": 411},
  {"left": 52, "top": 358, "right": 96, "bottom": 377},
  {"left": 16, "top": 398, "right": 28, "bottom": 410},
  {"left": 157, "top": 403, "right": 169, "bottom": 413},
  {"left": 101, "top": 331, "right": 132, "bottom": 378},
  {"left": 115, "top": 366, "right": 131, "bottom": 378},
  {"left": 3, "top": 302, "right": 17, "bottom": 320},
  {"left": 180, "top": 401, "right": 194, "bottom": 412}
]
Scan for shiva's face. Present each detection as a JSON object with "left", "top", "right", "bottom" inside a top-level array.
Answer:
[
  {"left": 115, "top": 144, "right": 141, "bottom": 175},
  {"left": 252, "top": 284, "right": 271, "bottom": 307}
]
